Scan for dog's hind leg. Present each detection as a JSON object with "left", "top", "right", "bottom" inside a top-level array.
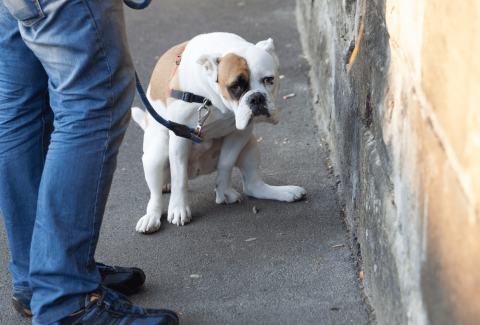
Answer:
[
  {"left": 136, "top": 129, "right": 169, "bottom": 233},
  {"left": 236, "top": 134, "right": 307, "bottom": 202}
]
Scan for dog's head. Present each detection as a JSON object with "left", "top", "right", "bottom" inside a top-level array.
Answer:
[{"left": 196, "top": 38, "right": 280, "bottom": 130}]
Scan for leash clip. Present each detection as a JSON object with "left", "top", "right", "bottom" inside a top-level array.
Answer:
[{"left": 195, "top": 98, "right": 211, "bottom": 135}]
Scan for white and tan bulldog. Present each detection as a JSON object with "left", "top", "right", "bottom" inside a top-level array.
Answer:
[{"left": 131, "top": 32, "right": 306, "bottom": 233}]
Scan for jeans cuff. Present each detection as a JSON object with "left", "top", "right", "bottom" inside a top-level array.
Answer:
[
  {"left": 13, "top": 286, "right": 33, "bottom": 296},
  {"left": 33, "top": 297, "right": 84, "bottom": 325}
]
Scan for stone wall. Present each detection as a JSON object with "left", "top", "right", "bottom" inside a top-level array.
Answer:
[{"left": 296, "top": 0, "right": 480, "bottom": 324}]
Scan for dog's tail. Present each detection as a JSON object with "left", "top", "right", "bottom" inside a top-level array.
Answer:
[{"left": 131, "top": 107, "right": 146, "bottom": 130}]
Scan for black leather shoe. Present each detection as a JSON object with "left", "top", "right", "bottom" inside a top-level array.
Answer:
[
  {"left": 96, "top": 262, "right": 146, "bottom": 296},
  {"left": 12, "top": 262, "right": 146, "bottom": 317}
]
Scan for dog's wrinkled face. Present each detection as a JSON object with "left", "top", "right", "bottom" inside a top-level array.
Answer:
[{"left": 197, "top": 38, "right": 280, "bottom": 130}]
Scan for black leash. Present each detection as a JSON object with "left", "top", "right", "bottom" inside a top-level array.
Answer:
[
  {"left": 134, "top": 72, "right": 210, "bottom": 143},
  {"left": 126, "top": 0, "right": 211, "bottom": 143}
]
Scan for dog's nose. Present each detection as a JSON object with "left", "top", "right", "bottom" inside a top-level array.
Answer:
[
  {"left": 248, "top": 93, "right": 270, "bottom": 117},
  {"left": 249, "top": 93, "right": 266, "bottom": 106}
]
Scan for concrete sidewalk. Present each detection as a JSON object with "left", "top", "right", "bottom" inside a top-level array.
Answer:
[{"left": 0, "top": 0, "right": 374, "bottom": 324}]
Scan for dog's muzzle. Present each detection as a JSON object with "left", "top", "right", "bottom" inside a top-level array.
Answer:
[{"left": 248, "top": 92, "right": 270, "bottom": 117}]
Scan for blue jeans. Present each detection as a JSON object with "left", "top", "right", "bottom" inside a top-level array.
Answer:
[{"left": 0, "top": 0, "right": 134, "bottom": 323}]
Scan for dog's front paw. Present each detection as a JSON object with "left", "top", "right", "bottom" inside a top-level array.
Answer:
[
  {"left": 167, "top": 205, "right": 192, "bottom": 226},
  {"left": 136, "top": 212, "right": 161, "bottom": 234},
  {"left": 277, "top": 186, "right": 307, "bottom": 202},
  {"left": 215, "top": 188, "right": 243, "bottom": 204}
]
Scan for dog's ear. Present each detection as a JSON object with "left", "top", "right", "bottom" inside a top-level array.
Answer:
[
  {"left": 256, "top": 38, "right": 279, "bottom": 66},
  {"left": 196, "top": 53, "right": 222, "bottom": 80}
]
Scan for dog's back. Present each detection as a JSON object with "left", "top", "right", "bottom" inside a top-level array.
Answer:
[{"left": 150, "top": 41, "right": 189, "bottom": 107}]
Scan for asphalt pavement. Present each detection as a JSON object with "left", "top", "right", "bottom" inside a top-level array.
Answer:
[{"left": 0, "top": 0, "right": 374, "bottom": 324}]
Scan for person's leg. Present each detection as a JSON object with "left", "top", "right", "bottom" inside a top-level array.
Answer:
[
  {"left": 1, "top": 0, "right": 135, "bottom": 323},
  {"left": 0, "top": 0, "right": 52, "bottom": 305},
  {"left": 0, "top": 4, "right": 147, "bottom": 319},
  {"left": 1, "top": 1, "right": 179, "bottom": 323}
]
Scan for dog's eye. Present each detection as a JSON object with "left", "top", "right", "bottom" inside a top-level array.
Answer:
[
  {"left": 231, "top": 85, "right": 241, "bottom": 93},
  {"left": 264, "top": 77, "right": 274, "bottom": 85}
]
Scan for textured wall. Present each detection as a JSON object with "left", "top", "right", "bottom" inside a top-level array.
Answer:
[{"left": 296, "top": 0, "right": 480, "bottom": 324}]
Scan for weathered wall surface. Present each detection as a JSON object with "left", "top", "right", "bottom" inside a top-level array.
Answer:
[{"left": 296, "top": 0, "right": 480, "bottom": 324}]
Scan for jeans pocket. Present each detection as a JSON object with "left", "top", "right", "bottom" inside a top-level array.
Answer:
[{"left": 1, "top": 0, "right": 45, "bottom": 27}]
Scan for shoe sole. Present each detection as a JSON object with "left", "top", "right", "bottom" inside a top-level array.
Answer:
[{"left": 12, "top": 296, "right": 33, "bottom": 317}]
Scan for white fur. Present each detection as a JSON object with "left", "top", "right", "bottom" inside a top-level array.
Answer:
[
  {"left": 133, "top": 33, "right": 306, "bottom": 233},
  {"left": 132, "top": 106, "right": 146, "bottom": 130}
]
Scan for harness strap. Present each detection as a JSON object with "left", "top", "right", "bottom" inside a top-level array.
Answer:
[
  {"left": 171, "top": 53, "right": 183, "bottom": 79},
  {"left": 169, "top": 89, "right": 212, "bottom": 106},
  {"left": 168, "top": 51, "right": 213, "bottom": 106}
]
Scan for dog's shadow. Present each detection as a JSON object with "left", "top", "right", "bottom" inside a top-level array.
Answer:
[{"left": 145, "top": 169, "right": 307, "bottom": 234}]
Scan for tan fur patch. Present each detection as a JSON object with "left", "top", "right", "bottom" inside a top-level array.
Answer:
[
  {"left": 150, "top": 41, "right": 189, "bottom": 106},
  {"left": 217, "top": 53, "right": 250, "bottom": 101},
  {"left": 144, "top": 110, "right": 149, "bottom": 129}
]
